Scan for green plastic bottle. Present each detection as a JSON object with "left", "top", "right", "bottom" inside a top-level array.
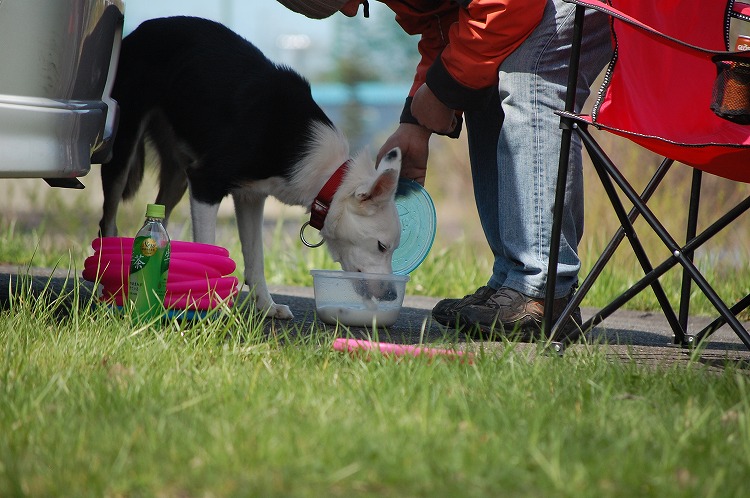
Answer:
[{"left": 129, "top": 204, "right": 170, "bottom": 319}]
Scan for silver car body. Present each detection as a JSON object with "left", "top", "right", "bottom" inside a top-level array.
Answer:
[{"left": 0, "top": 0, "right": 124, "bottom": 186}]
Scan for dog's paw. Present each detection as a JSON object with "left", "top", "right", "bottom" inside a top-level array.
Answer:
[
  {"left": 265, "top": 303, "right": 294, "bottom": 320},
  {"left": 249, "top": 287, "right": 294, "bottom": 320}
]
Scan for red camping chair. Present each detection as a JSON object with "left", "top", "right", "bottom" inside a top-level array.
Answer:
[{"left": 545, "top": 0, "right": 750, "bottom": 352}]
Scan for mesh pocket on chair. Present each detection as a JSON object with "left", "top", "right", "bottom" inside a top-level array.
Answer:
[{"left": 711, "top": 55, "right": 750, "bottom": 125}]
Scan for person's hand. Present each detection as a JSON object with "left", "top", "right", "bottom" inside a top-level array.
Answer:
[
  {"left": 377, "top": 123, "right": 432, "bottom": 186},
  {"left": 411, "top": 83, "right": 457, "bottom": 135}
]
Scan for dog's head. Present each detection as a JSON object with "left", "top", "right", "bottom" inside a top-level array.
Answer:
[{"left": 320, "top": 147, "right": 402, "bottom": 281}]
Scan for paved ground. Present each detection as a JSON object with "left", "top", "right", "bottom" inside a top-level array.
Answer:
[{"left": 2, "top": 264, "right": 749, "bottom": 370}]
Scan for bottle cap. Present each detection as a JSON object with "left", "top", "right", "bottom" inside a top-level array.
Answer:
[
  {"left": 392, "top": 178, "right": 436, "bottom": 275},
  {"left": 146, "top": 203, "right": 166, "bottom": 219}
]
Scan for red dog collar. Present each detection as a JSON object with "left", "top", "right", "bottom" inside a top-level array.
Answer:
[{"left": 309, "top": 160, "right": 349, "bottom": 230}]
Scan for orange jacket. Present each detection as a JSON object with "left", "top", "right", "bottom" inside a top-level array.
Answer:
[{"left": 380, "top": 0, "right": 545, "bottom": 132}]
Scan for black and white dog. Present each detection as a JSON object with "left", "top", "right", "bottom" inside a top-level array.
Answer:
[{"left": 99, "top": 16, "right": 402, "bottom": 319}]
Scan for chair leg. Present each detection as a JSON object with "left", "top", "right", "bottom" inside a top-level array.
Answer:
[
  {"left": 544, "top": 5, "right": 587, "bottom": 342},
  {"left": 676, "top": 249, "right": 750, "bottom": 348},
  {"left": 579, "top": 129, "right": 750, "bottom": 347},
  {"left": 677, "top": 194, "right": 750, "bottom": 346},
  {"left": 677, "top": 169, "right": 702, "bottom": 339},
  {"left": 695, "top": 294, "right": 750, "bottom": 342},
  {"left": 551, "top": 156, "right": 674, "bottom": 339},
  {"left": 581, "top": 213, "right": 750, "bottom": 349},
  {"left": 588, "top": 143, "right": 750, "bottom": 348},
  {"left": 579, "top": 128, "right": 685, "bottom": 337}
]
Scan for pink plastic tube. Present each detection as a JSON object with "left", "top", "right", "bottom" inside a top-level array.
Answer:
[
  {"left": 166, "top": 268, "right": 227, "bottom": 283},
  {"left": 85, "top": 251, "right": 236, "bottom": 275},
  {"left": 92, "top": 237, "right": 230, "bottom": 256},
  {"left": 87, "top": 237, "right": 239, "bottom": 312},
  {"left": 165, "top": 276, "right": 239, "bottom": 295},
  {"left": 82, "top": 258, "right": 127, "bottom": 285},
  {"left": 84, "top": 256, "right": 223, "bottom": 281},
  {"left": 332, "top": 338, "right": 473, "bottom": 363},
  {"left": 170, "top": 253, "right": 236, "bottom": 274},
  {"left": 98, "top": 276, "right": 238, "bottom": 297},
  {"left": 85, "top": 268, "right": 224, "bottom": 288}
]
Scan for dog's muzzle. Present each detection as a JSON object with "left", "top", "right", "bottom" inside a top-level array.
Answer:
[{"left": 354, "top": 278, "right": 398, "bottom": 302}]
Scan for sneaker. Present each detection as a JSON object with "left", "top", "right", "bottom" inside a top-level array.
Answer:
[
  {"left": 460, "top": 287, "right": 583, "bottom": 344},
  {"left": 431, "top": 286, "right": 496, "bottom": 326}
]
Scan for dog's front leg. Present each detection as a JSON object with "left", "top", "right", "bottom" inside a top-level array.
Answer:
[
  {"left": 232, "top": 192, "right": 293, "bottom": 320},
  {"left": 189, "top": 196, "right": 220, "bottom": 245}
]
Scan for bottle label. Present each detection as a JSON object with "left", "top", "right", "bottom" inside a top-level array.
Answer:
[{"left": 129, "top": 235, "right": 170, "bottom": 319}]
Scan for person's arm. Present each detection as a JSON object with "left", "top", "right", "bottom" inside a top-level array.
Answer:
[
  {"left": 397, "top": 0, "right": 545, "bottom": 134},
  {"left": 385, "top": 0, "right": 545, "bottom": 182},
  {"left": 394, "top": 2, "right": 461, "bottom": 137},
  {"left": 427, "top": 0, "right": 546, "bottom": 111}
]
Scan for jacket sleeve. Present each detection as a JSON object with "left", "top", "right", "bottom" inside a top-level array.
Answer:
[
  {"left": 399, "top": 0, "right": 546, "bottom": 113},
  {"left": 429, "top": 0, "right": 546, "bottom": 111}
]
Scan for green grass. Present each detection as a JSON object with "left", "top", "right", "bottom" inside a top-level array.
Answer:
[
  {"left": 2, "top": 285, "right": 750, "bottom": 497},
  {"left": 1, "top": 148, "right": 750, "bottom": 495}
]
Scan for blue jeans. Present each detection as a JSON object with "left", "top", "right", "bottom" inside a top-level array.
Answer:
[{"left": 465, "top": 0, "right": 612, "bottom": 299}]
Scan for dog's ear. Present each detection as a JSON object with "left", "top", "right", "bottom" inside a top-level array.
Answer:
[
  {"left": 355, "top": 167, "right": 399, "bottom": 203},
  {"left": 354, "top": 148, "right": 401, "bottom": 203},
  {"left": 376, "top": 147, "right": 402, "bottom": 172}
]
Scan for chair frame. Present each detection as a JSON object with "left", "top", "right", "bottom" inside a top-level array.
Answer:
[{"left": 544, "top": 2, "right": 750, "bottom": 352}]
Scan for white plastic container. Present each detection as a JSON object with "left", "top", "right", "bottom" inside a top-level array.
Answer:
[{"left": 310, "top": 270, "right": 409, "bottom": 327}]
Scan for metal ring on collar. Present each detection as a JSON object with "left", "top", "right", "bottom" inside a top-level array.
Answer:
[{"left": 299, "top": 221, "right": 325, "bottom": 248}]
